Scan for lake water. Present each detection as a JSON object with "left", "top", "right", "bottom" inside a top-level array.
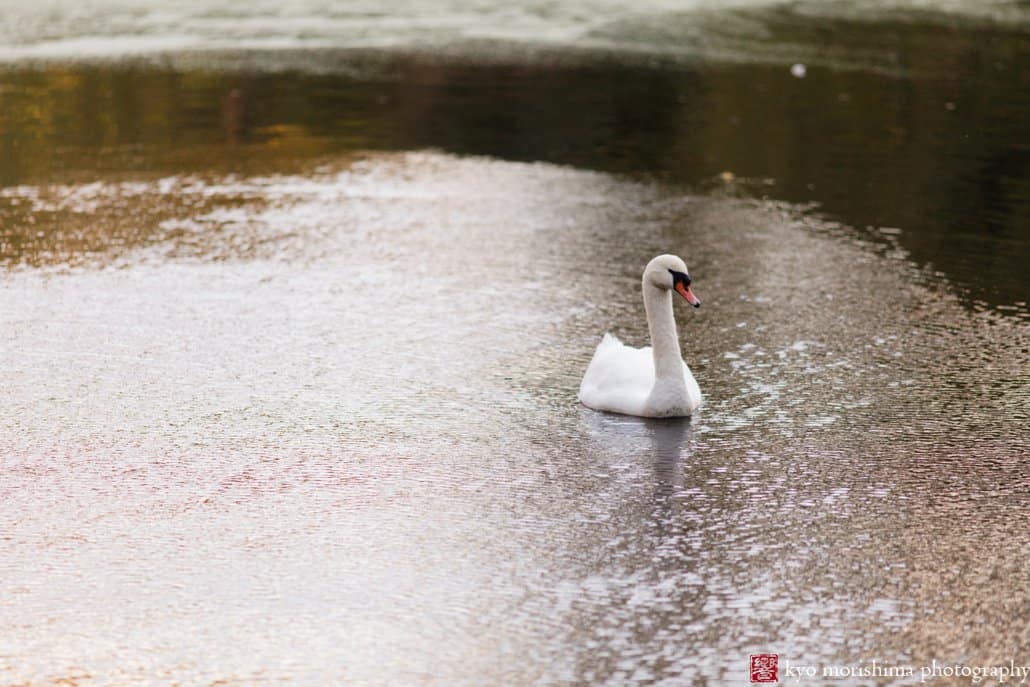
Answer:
[{"left": 1, "top": 2, "right": 1028, "bottom": 686}]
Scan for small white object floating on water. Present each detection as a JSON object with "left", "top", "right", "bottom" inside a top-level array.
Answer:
[{"left": 790, "top": 63, "right": 807, "bottom": 78}]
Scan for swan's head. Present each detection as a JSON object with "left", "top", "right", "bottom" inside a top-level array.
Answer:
[{"left": 644, "top": 254, "right": 701, "bottom": 308}]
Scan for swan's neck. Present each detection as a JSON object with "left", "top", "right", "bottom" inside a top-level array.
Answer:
[{"left": 643, "top": 282, "right": 683, "bottom": 381}]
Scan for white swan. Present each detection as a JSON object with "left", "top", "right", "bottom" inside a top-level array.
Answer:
[{"left": 579, "top": 254, "right": 702, "bottom": 418}]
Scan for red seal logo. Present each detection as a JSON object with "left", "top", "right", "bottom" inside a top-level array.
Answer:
[{"left": 750, "top": 654, "right": 779, "bottom": 683}]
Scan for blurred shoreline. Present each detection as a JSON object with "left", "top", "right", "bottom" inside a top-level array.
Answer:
[{"left": 1, "top": 0, "right": 1028, "bottom": 69}]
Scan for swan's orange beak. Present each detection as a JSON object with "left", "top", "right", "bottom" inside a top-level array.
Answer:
[{"left": 675, "top": 282, "right": 701, "bottom": 308}]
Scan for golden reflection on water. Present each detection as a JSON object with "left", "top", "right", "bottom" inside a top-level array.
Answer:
[{"left": 1, "top": 23, "right": 1028, "bottom": 306}]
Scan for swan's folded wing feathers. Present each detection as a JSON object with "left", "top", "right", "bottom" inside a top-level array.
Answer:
[{"left": 578, "top": 334, "right": 656, "bottom": 415}]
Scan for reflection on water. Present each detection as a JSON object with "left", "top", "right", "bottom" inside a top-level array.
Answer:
[
  {"left": 1, "top": 11, "right": 1029, "bottom": 308},
  {"left": 582, "top": 412, "right": 694, "bottom": 500},
  {"left": 1, "top": 3, "right": 1029, "bottom": 685},
  {"left": 1, "top": 152, "right": 1027, "bottom": 686}
]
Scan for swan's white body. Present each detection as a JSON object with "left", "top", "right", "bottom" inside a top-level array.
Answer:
[{"left": 579, "top": 255, "right": 702, "bottom": 418}]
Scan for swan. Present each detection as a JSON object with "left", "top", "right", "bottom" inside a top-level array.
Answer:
[{"left": 579, "top": 254, "right": 702, "bottom": 418}]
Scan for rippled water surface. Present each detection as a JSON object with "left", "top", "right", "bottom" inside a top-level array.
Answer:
[
  {"left": 3, "top": 152, "right": 1027, "bottom": 686},
  {"left": 1, "top": 2, "right": 1029, "bottom": 686}
]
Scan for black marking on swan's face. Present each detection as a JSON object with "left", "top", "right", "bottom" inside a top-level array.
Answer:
[
  {"left": 668, "top": 269, "right": 691, "bottom": 288},
  {"left": 668, "top": 269, "right": 701, "bottom": 308}
]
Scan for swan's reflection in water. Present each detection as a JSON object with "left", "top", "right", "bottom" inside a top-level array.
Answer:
[
  {"left": 646, "top": 419, "right": 693, "bottom": 500},
  {"left": 581, "top": 409, "right": 693, "bottom": 502}
]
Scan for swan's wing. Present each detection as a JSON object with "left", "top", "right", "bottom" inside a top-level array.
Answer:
[{"left": 579, "top": 334, "right": 655, "bottom": 415}]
